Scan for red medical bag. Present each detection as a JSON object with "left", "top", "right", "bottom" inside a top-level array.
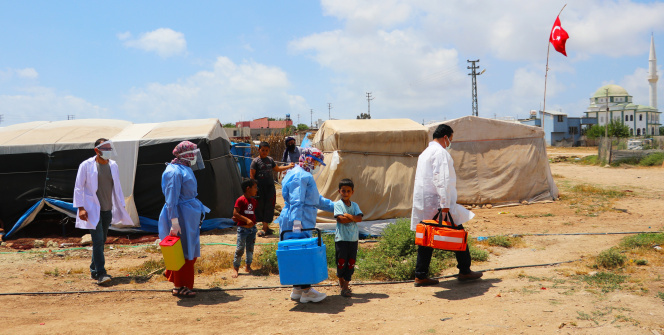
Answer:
[{"left": 415, "top": 209, "right": 468, "bottom": 252}]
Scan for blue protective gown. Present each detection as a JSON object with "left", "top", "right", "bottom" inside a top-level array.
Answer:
[
  {"left": 158, "top": 164, "right": 210, "bottom": 260},
  {"left": 276, "top": 165, "right": 335, "bottom": 239}
]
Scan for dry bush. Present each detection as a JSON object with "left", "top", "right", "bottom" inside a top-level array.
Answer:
[
  {"left": 195, "top": 250, "right": 235, "bottom": 274},
  {"left": 250, "top": 134, "right": 287, "bottom": 163}
]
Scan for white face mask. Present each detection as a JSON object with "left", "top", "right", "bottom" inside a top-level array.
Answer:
[
  {"left": 100, "top": 151, "right": 112, "bottom": 160},
  {"left": 445, "top": 136, "right": 452, "bottom": 150}
]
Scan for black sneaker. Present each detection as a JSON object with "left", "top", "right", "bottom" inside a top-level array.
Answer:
[{"left": 97, "top": 275, "right": 112, "bottom": 286}]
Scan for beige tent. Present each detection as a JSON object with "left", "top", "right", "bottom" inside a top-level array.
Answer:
[
  {"left": 427, "top": 116, "right": 558, "bottom": 206},
  {"left": 311, "top": 119, "right": 428, "bottom": 221}
]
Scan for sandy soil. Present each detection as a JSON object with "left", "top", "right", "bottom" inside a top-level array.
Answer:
[{"left": 1, "top": 156, "right": 663, "bottom": 334}]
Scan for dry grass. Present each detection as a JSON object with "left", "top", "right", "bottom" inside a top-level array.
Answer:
[
  {"left": 558, "top": 181, "right": 630, "bottom": 216},
  {"left": 195, "top": 250, "right": 235, "bottom": 274}
]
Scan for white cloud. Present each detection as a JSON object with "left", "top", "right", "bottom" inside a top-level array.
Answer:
[
  {"left": 120, "top": 28, "right": 187, "bottom": 58},
  {"left": 0, "top": 86, "right": 107, "bottom": 125},
  {"left": 121, "top": 57, "right": 306, "bottom": 122},
  {"left": 15, "top": 68, "right": 38, "bottom": 79}
]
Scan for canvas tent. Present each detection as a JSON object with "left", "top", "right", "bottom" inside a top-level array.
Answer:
[
  {"left": 427, "top": 116, "right": 558, "bottom": 206},
  {"left": 311, "top": 119, "right": 429, "bottom": 222},
  {"left": 0, "top": 118, "right": 242, "bottom": 240}
]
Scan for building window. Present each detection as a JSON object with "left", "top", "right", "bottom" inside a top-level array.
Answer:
[
  {"left": 630, "top": 115, "right": 633, "bottom": 121},
  {"left": 643, "top": 128, "right": 646, "bottom": 135},
  {"left": 625, "top": 115, "right": 629, "bottom": 121},
  {"left": 629, "top": 128, "right": 633, "bottom": 136},
  {"left": 637, "top": 128, "right": 641, "bottom": 135},
  {"left": 568, "top": 127, "right": 578, "bottom": 135},
  {"left": 557, "top": 115, "right": 563, "bottom": 122},
  {"left": 639, "top": 114, "right": 642, "bottom": 121},
  {"left": 233, "top": 130, "right": 238, "bottom": 136}
]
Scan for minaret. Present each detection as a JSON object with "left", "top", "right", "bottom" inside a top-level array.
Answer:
[{"left": 648, "top": 34, "right": 658, "bottom": 109}]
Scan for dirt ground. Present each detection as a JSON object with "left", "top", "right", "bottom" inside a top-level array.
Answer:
[{"left": 1, "top": 148, "right": 663, "bottom": 335}]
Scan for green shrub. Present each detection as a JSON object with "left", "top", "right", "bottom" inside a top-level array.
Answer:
[
  {"left": 620, "top": 233, "right": 664, "bottom": 249},
  {"left": 635, "top": 259, "right": 648, "bottom": 266},
  {"left": 639, "top": 152, "right": 664, "bottom": 166},
  {"left": 487, "top": 235, "right": 513, "bottom": 248},
  {"left": 374, "top": 218, "right": 418, "bottom": 258},
  {"left": 254, "top": 243, "right": 279, "bottom": 274},
  {"left": 580, "top": 272, "right": 626, "bottom": 293},
  {"left": 596, "top": 248, "right": 626, "bottom": 269}
]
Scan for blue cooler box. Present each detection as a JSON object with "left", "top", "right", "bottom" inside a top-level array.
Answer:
[{"left": 277, "top": 228, "right": 328, "bottom": 285}]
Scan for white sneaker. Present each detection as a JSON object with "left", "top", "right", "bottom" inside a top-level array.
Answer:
[
  {"left": 300, "top": 288, "right": 327, "bottom": 303},
  {"left": 290, "top": 288, "right": 303, "bottom": 301}
]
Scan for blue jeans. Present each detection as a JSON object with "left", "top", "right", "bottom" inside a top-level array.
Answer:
[
  {"left": 233, "top": 226, "right": 257, "bottom": 268},
  {"left": 90, "top": 211, "right": 112, "bottom": 278}
]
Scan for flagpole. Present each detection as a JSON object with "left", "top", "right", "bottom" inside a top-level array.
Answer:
[{"left": 542, "top": 4, "right": 567, "bottom": 141}]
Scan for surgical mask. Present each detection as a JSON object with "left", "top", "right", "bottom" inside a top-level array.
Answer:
[
  {"left": 100, "top": 151, "right": 113, "bottom": 160},
  {"left": 445, "top": 137, "right": 452, "bottom": 150}
]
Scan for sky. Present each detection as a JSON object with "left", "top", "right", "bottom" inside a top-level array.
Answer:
[{"left": 1, "top": 0, "right": 664, "bottom": 127}]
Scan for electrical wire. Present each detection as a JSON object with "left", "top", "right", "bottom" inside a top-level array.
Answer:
[{"left": 0, "top": 259, "right": 581, "bottom": 296}]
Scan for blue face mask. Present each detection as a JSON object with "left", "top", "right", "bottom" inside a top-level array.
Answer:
[{"left": 100, "top": 151, "right": 112, "bottom": 160}]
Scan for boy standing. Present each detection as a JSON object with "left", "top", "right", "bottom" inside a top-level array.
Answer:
[
  {"left": 232, "top": 179, "right": 259, "bottom": 278},
  {"left": 333, "top": 178, "right": 363, "bottom": 297},
  {"left": 250, "top": 142, "right": 294, "bottom": 237}
]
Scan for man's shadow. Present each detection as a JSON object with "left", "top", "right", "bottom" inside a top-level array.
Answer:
[
  {"left": 433, "top": 278, "right": 501, "bottom": 300},
  {"left": 289, "top": 292, "right": 389, "bottom": 314}
]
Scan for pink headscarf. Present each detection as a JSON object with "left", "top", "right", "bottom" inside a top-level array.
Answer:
[{"left": 171, "top": 141, "right": 198, "bottom": 166}]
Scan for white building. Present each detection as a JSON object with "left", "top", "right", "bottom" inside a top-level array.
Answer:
[{"left": 585, "top": 36, "right": 661, "bottom": 136}]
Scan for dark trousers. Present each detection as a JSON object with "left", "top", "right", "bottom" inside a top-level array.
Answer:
[
  {"left": 415, "top": 225, "right": 471, "bottom": 279},
  {"left": 89, "top": 210, "right": 112, "bottom": 278},
  {"left": 335, "top": 241, "right": 358, "bottom": 281},
  {"left": 256, "top": 182, "right": 276, "bottom": 223}
]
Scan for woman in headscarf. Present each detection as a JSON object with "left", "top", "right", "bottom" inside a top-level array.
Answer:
[
  {"left": 276, "top": 147, "right": 335, "bottom": 303},
  {"left": 158, "top": 141, "right": 210, "bottom": 298}
]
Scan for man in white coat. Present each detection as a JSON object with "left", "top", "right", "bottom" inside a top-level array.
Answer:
[
  {"left": 73, "top": 138, "right": 133, "bottom": 285},
  {"left": 411, "top": 124, "right": 482, "bottom": 286}
]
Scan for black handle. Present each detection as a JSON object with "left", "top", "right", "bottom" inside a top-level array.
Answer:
[
  {"left": 280, "top": 227, "right": 322, "bottom": 246},
  {"left": 427, "top": 209, "right": 462, "bottom": 230}
]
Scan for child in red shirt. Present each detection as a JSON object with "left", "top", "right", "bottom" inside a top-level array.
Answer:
[{"left": 232, "top": 179, "right": 259, "bottom": 278}]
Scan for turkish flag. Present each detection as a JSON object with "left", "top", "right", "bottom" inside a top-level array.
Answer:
[{"left": 549, "top": 16, "right": 569, "bottom": 56}]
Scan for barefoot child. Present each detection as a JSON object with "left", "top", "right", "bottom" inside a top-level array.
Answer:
[
  {"left": 232, "top": 179, "right": 259, "bottom": 278},
  {"left": 334, "top": 178, "right": 363, "bottom": 297}
]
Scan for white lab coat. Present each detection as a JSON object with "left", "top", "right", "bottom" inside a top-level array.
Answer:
[
  {"left": 72, "top": 156, "right": 134, "bottom": 229},
  {"left": 410, "top": 141, "right": 474, "bottom": 231}
]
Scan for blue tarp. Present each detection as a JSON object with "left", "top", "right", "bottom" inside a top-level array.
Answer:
[
  {"left": 231, "top": 142, "right": 252, "bottom": 178},
  {"left": 300, "top": 132, "right": 312, "bottom": 148},
  {"left": 1, "top": 197, "right": 237, "bottom": 240}
]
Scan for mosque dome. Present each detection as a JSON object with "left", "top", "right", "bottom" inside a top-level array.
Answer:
[{"left": 592, "top": 84, "right": 630, "bottom": 98}]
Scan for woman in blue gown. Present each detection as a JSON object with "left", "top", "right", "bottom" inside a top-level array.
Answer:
[
  {"left": 158, "top": 141, "right": 210, "bottom": 298},
  {"left": 276, "top": 148, "right": 335, "bottom": 303}
]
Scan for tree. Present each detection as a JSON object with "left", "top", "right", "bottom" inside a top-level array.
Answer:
[
  {"left": 659, "top": 126, "right": 664, "bottom": 135},
  {"left": 281, "top": 125, "right": 296, "bottom": 135},
  {"left": 356, "top": 113, "right": 371, "bottom": 119},
  {"left": 222, "top": 123, "right": 236, "bottom": 128},
  {"left": 585, "top": 120, "right": 631, "bottom": 139},
  {"left": 297, "top": 123, "right": 309, "bottom": 131}
]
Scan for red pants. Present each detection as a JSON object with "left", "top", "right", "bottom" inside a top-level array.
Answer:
[{"left": 164, "top": 258, "right": 197, "bottom": 289}]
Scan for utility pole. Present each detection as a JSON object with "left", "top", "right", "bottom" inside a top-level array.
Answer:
[
  {"left": 67, "top": 115, "right": 75, "bottom": 120},
  {"left": 605, "top": 88, "right": 609, "bottom": 138},
  {"left": 328, "top": 103, "right": 332, "bottom": 120},
  {"left": 297, "top": 114, "right": 300, "bottom": 125},
  {"left": 310, "top": 109, "right": 313, "bottom": 128},
  {"left": 0, "top": 114, "right": 3, "bottom": 125},
  {"left": 366, "top": 92, "right": 374, "bottom": 118},
  {"left": 467, "top": 59, "right": 483, "bottom": 117}
]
